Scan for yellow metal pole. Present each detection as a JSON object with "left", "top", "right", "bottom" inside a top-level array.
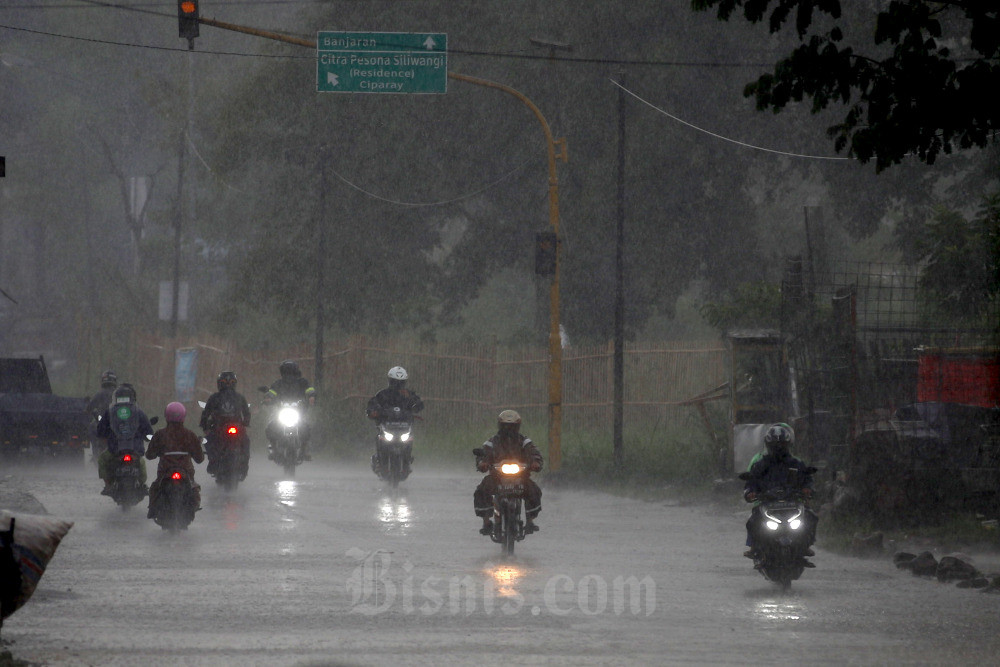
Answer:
[
  {"left": 179, "top": 21, "right": 568, "bottom": 467},
  {"left": 447, "top": 72, "right": 568, "bottom": 470}
]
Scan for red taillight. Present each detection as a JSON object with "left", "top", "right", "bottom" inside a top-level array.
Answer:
[
  {"left": 171, "top": 472, "right": 182, "bottom": 480},
  {"left": 122, "top": 454, "right": 132, "bottom": 462},
  {"left": 227, "top": 426, "right": 238, "bottom": 435}
]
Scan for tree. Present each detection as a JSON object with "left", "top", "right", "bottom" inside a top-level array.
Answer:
[
  {"left": 692, "top": 1, "right": 1000, "bottom": 172},
  {"left": 896, "top": 194, "right": 1000, "bottom": 323}
]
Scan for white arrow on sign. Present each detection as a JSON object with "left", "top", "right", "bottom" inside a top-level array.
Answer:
[
  {"left": 327, "top": 72, "right": 339, "bottom": 86},
  {"left": 423, "top": 36, "right": 436, "bottom": 50}
]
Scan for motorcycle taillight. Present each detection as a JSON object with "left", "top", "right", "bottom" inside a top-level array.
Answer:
[
  {"left": 122, "top": 454, "right": 132, "bottom": 462},
  {"left": 227, "top": 426, "right": 238, "bottom": 435},
  {"left": 171, "top": 472, "right": 182, "bottom": 480}
]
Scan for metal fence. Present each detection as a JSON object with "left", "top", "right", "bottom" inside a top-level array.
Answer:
[
  {"left": 127, "top": 332, "right": 726, "bottom": 438},
  {"left": 782, "top": 260, "right": 999, "bottom": 466}
]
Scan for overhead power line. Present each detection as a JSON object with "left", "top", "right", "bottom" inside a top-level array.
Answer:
[
  {"left": 610, "top": 78, "right": 850, "bottom": 161},
  {"left": 0, "top": 19, "right": 769, "bottom": 68}
]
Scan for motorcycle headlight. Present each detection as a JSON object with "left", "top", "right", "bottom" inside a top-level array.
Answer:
[
  {"left": 789, "top": 519, "right": 802, "bottom": 530},
  {"left": 383, "top": 431, "right": 395, "bottom": 442},
  {"left": 765, "top": 520, "right": 780, "bottom": 531},
  {"left": 500, "top": 463, "right": 523, "bottom": 475},
  {"left": 278, "top": 407, "right": 300, "bottom": 427},
  {"left": 400, "top": 431, "right": 411, "bottom": 442}
]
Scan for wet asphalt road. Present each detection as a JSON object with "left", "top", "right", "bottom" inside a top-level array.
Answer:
[{"left": 3, "top": 458, "right": 1000, "bottom": 666}]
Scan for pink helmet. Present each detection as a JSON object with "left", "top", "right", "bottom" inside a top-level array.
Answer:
[{"left": 165, "top": 401, "right": 187, "bottom": 423}]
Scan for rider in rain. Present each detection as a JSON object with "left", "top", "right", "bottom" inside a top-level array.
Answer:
[
  {"left": 366, "top": 366, "right": 424, "bottom": 476},
  {"left": 146, "top": 401, "right": 205, "bottom": 519},
  {"left": 85, "top": 370, "right": 118, "bottom": 463},
  {"left": 95, "top": 383, "right": 153, "bottom": 495},
  {"left": 263, "top": 360, "right": 316, "bottom": 462},
  {"left": 200, "top": 371, "right": 252, "bottom": 478},
  {"left": 743, "top": 423, "right": 817, "bottom": 560},
  {"left": 473, "top": 410, "right": 543, "bottom": 534}
]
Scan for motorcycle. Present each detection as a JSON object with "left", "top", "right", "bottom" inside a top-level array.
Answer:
[
  {"left": 105, "top": 416, "right": 157, "bottom": 511},
  {"left": 109, "top": 449, "right": 147, "bottom": 510},
  {"left": 206, "top": 420, "right": 249, "bottom": 492},
  {"left": 473, "top": 448, "right": 536, "bottom": 556},
  {"left": 259, "top": 388, "right": 306, "bottom": 478},
  {"left": 739, "top": 467, "right": 817, "bottom": 590},
  {"left": 372, "top": 406, "right": 416, "bottom": 487},
  {"left": 149, "top": 462, "right": 198, "bottom": 532}
]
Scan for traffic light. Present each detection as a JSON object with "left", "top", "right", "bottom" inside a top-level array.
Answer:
[
  {"left": 178, "top": 0, "right": 199, "bottom": 49},
  {"left": 535, "top": 231, "right": 558, "bottom": 276}
]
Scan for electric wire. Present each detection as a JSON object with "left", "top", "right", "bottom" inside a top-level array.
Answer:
[{"left": 610, "top": 78, "right": 850, "bottom": 161}]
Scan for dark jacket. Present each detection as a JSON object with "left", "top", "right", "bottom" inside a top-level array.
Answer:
[
  {"left": 199, "top": 388, "right": 251, "bottom": 431},
  {"left": 477, "top": 431, "right": 543, "bottom": 471},
  {"left": 95, "top": 404, "right": 154, "bottom": 454},
  {"left": 86, "top": 387, "right": 116, "bottom": 419},
  {"left": 367, "top": 387, "right": 424, "bottom": 421},
  {"left": 743, "top": 452, "right": 813, "bottom": 499},
  {"left": 145, "top": 422, "right": 205, "bottom": 479},
  {"left": 266, "top": 377, "right": 316, "bottom": 405}
]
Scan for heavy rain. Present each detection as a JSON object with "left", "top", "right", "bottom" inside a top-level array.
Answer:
[{"left": 1, "top": 1, "right": 998, "bottom": 665}]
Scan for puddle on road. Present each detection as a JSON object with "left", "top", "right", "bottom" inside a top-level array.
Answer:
[
  {"left": 486, "top": 562, "right": 527, "bottom": 598},
  {"left": 754, "top": 600, "right": 804, "bottom": 622},
  {"left": 377, "top": 496, "right": 412, "bottom": 534},
  {"left": 277, "top": 480, "right": 298, "bottom": 508}
]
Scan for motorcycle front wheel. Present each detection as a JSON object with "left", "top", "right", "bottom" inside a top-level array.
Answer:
[{"left": 500, "top": 502, "right": 518, "bottom": 557}]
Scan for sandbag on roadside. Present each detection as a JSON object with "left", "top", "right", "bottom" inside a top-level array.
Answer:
[{"left": 0, "top": 510, "right": 73, "bottom": 626}]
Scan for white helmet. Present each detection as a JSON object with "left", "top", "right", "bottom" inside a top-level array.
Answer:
[{"left": 388, "top": 366, "right": 408, "bottom": 381}]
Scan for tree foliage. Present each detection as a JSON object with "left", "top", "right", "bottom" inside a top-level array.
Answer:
[
  {"left": 692, "top": 0, "right": 1000, "bottom": 172},
  {"left": 897, "top": 194, "right": 1000, "bottom": 322}
]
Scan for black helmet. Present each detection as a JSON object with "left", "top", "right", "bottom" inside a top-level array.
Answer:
[
  {"left": 112, "top": 383, "right": 137, "bottom": 406},
  {"left": 763, "top": 423, "right": 793, "bottom": 456},
  {"left": 217, "top": 370, "right": 237, "bottom": 391},
  {"left": 280, "top": 360, "right": 301, "bottom": 379},
  {"left": 100, "top": 370, "right": 118, "bottom": 388}
]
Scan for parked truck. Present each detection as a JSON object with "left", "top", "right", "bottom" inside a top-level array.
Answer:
[{"left": 0, "top": 356, "right": 90, "bottom": 461}]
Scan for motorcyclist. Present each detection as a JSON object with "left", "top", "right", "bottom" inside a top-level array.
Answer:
[
  {"left": 85, "top": 370, "right": 118, "bottom": 463},
  {"left": 95, "top": 383, "right": 153, "bottom": 495},
  {"left": 743, "top": 423, "right": 817, "bottom": 560},
  {"left": 199, "top": 371, "right": 252, "bottom": 478},
  {"left": 366, "top": 366, "right": 424, "bottom": 476},
  {"left": 473, "top": 410, "right": 543, "bottom": 535},
  {"left": 263, "top": 360, "right": 316, "bottom": 461},
  {"left": 145, "top": 402, "right": 205, "bottom": 519}
]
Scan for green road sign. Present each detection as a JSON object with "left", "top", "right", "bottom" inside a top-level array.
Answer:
[{"left": 317, "top": 31, "right": 447, "bottom": 94}]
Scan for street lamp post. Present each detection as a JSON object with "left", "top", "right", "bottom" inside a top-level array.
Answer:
[{"left": 447, "top": 72, "right": 568, "bottom": 470}]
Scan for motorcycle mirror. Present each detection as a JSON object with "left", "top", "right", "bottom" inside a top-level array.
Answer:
[
  {"left": 146, "top": 434, "right": 153, "bottom": 441},
  {"left": 472, "top": 448, "right": 484, "bottom": 456},
  {"left": 198, "top": 401, "right": 206, "bottom": 409},
  {"left": 150, "top": 416, "right": 159, "bottom": 425},
  {"left": 737, "top": 472, "right": 751, "bottom": 481}
]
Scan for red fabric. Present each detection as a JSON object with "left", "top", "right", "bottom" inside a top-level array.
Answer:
[{"left": 917, "top": 353, "right": 1000, "bottom": 407}]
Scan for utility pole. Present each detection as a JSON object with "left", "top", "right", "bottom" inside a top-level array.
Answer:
[
  {"left": 613, "top": 71, "right": 626, "bottom": 468},
  {"left": 314, "top": 147, "right": 328, "bottom": 391}
]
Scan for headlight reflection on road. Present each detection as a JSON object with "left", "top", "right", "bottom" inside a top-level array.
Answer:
[
  {"left": 276, "top": 480, "right": 299, "bottom": 526},
  {"left": 277, "top": 480, "right": 298, "bottom": 507},
  {"left": 378, "top": 497, "right": 412, "bottom": 533},
  {"left": 487, "top": 563, "right": 525, "bottom": 598},
  {"left": 755, "top": 600, "right": 803, "bottom": 622}
]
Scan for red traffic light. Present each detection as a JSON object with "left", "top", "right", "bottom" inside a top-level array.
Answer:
[{"left": 178, "top": 0, "right": 200, "bottom": 45}]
